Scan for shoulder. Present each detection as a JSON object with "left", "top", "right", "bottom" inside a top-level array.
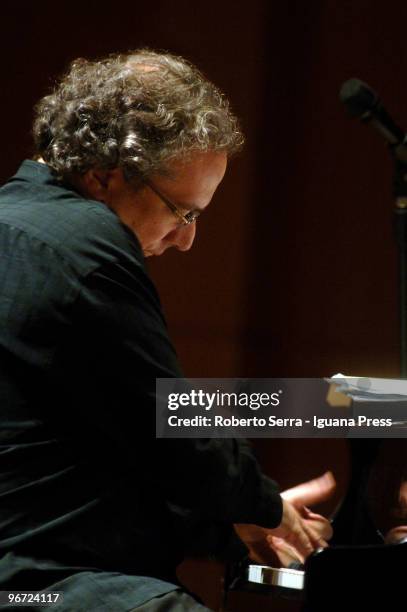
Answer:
[{"left": 0, "top": 162, "right": 144, "bottom": 276}]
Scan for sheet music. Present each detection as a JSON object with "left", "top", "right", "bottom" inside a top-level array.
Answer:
[{"left": 327, "top": 373, "right": 407, "bottom": 401}]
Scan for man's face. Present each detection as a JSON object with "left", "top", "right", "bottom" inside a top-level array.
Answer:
[{"left": 100, "top": 151, "right": 227, "bottom": 257}]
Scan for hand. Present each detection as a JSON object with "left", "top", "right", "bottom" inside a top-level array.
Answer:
[
  {"left": 266, "top": 536, "right": 304, "bottom": 567},
  {"left": 234, "top": 471, "right": 335, "bottom": 565},
  {"left": 268, "top": 471, "right": 335, "bottom": 564},
  {"left": 265, "top": 498, "right": 327, "bottom": 561},
  {"left": 234, "top": 503, "right": 329, "bottom": 565},
  {"left": 267, "top": 507, "right": 332, "bottom": 566},
  {"left": 281, "top": 470, "right": 336, "bottom": 509}
]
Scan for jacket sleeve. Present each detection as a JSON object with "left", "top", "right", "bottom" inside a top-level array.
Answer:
[{"left": 60, "top": 258, "right": 282, "bottom": 530}]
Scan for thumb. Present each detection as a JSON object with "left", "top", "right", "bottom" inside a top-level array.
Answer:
[{"left": 281, "top": 471, "right": 336, "bottom": 508}]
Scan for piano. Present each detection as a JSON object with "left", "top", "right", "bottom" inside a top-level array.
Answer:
[{"left": 224, "top": 438, "right": 407, "bottom": 610}]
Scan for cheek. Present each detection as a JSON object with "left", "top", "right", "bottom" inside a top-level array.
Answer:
[
  {"left": 162, "top": 227, "right": 179, "bottom": 241},
  {"left": 143, "top": 221, "right": 177, "bottom": 245}
]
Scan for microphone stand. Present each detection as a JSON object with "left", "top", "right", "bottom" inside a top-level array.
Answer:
[
  {"left": 393, "top": 156, "right": 407, "bottom": 377},
  {"left": 339, "top": 79, "right": 407, "bottom": 377}
]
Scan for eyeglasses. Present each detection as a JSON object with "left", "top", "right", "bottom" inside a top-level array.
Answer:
[{"left": 144, "top": 180, "right": 201, "bottom": 226}]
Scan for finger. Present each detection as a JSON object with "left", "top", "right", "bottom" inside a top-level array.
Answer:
[
  {"left": 302, "top": 521, "right": 329, "bottom": 549},
  {"left": 267, "top": 535, "right": 304, "bottom": 564},
  {"left": 284, "top": 521, "right": 314, "bottom": 559},
  {"left": 281, "top": 471, "right": 336, "bottom": 508},
  {"left": 267, "top": 535, "right": 305, "bottom": 565},
  {"left": 303, "top": 515, "right": 333, "bottom": 541},
  {"left": 298, "top": 507, "right": 333, "bottom": 540},
  {"left": 282, "top": 471, "right": 335, "bottom": 506},
  {"left": 300, "top": 506, "right": 318, "bottom": 518},
  {"left": 301, "top": 508, "right": 331, "bottom": 522}
]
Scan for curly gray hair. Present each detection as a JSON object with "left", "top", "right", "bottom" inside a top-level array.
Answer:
[{"left": 32, "top": 49, "right": 244, "bottom": 183}]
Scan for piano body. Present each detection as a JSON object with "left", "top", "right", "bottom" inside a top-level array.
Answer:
[{"left": 225, "top": 438, "right": 407, "bottom": 610}]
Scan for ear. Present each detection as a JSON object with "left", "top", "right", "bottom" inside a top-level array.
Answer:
[{"left": 81, "top": 168, "right": 123, "bottom": 203}]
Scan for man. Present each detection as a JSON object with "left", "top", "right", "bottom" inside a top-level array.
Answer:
[{"left": 0, "top": 49, "right": 332, "bottom": 611}]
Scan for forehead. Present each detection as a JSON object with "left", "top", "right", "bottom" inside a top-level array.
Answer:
[{"left": 154, "top": 151, "right": 227, "bottom": 205}]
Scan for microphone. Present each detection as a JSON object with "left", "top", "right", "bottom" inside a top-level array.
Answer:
[{"left": 340, "top": 78, "right": 407, "bottom": 163}]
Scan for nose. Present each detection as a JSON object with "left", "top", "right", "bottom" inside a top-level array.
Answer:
[{"left": 171, "top": 223, "right": 196, "bottom": 252}]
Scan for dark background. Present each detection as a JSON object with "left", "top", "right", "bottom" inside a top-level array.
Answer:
[{"left": 2, "top": 1, "right": 407, "bottom": 609}]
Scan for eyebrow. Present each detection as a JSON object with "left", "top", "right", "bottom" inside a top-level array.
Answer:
[
  {"left": 179, "top": 204, "right": 203, "bottom": 214},
  {"left": 146, "top": 181, "right": 204, "bottom": 214},
  {"left": 169, "top": 193, "right": 203, "bottom": 214}
]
